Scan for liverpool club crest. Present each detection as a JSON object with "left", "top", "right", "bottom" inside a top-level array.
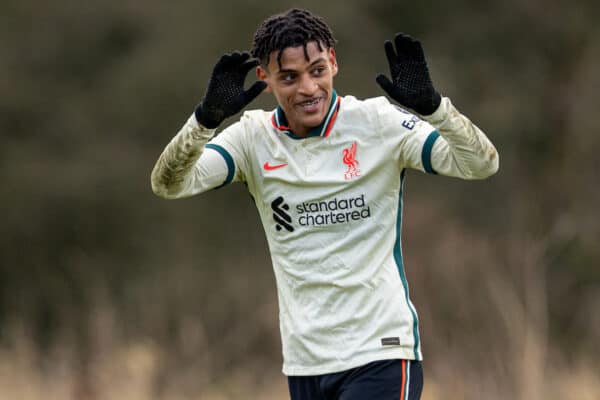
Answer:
[{"left": 342, "top": 142, "right": 361, "bottom": 180}]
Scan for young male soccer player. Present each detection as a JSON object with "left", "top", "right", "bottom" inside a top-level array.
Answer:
[{"left": 151, "top": 8, "right": 498, "bottom": 400}]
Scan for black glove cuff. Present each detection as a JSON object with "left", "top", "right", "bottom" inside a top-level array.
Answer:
[
  {"left": 414, "top": 91, "right": 441, "bottom": 116},
  {"left": 194, "top": 103, "right": 222, "bottom": 130}
]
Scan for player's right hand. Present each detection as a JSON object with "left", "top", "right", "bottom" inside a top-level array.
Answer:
[{"left": 195, "top": 51, "right": 267, "bottom": 129}]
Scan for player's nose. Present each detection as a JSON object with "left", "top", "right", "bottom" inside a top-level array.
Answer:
[{"left": 297, "top": 74, "right": 318, "bottom": 96}]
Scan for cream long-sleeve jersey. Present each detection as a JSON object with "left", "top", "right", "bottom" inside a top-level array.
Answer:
[{"left": 151, "top": 93, "right": 499, "bottom": 376}]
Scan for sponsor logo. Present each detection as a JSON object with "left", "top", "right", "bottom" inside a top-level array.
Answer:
[
  {"left": 271, "top": 194, "right": 371, "bottom": 232},
  {"left": 263, "top": 161, "right": 288, "bottom": 171},
  {"left": 401, "top": 115, "right": 420, "bottom": 130},
  {"left": 296, "top": 194, "right": 371, "bottom": 226},
  {"left": 393, "top": 105, "right": 421, "bottom": 130},
  {"left": 342, "top": 142, "right": 361, "bottom": 180},
  {"left": 271, "top": 196, "right": 294, "bottom": 232}
]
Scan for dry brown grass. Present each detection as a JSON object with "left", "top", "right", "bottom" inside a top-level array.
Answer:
[{"left": 2, "top": 337, "right": 599, "bottom": 400}]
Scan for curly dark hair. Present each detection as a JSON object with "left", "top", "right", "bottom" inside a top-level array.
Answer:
[{"left": 250, "top": 8, "right": 337, "bottom": 68}]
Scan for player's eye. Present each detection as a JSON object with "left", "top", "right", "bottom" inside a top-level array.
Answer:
[
  {"left": 312, "top": 67, "right": 325, "bottom": 76},
  {"left": 280, "top": 73, "right": 296, "bottom": 83}
]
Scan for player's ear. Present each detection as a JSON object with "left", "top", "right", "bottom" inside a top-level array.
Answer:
[
  {"left": 329, "top": 48, "right": 338, "bottom": 77},
  {"left": 256, "top": 66, "right": 272, "bottom": 93}
]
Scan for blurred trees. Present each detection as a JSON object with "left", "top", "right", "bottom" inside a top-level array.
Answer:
[{"left": 1, "top": 0, "right": 599, "bottom": 398}]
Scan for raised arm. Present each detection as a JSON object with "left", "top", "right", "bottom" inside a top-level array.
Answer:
[
  {"left": 376, "top": 33, "right": 498, "bottom": 179},
  {"left": 421, "top": 96, "right": 498, "bottom": 179},
  {"left": 151, "top": 52, "right": 266, "bottom": 198}
]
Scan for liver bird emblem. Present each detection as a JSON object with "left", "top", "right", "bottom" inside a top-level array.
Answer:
[{"left": 342, "top": 142, "right": 360, "bottom": 180}]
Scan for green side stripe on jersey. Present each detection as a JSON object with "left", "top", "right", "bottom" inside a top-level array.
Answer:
[
  {"left": 393, "top": 170, "right": 421, "bottom": 358},
  {"left": 205, "top": 144, "right": 234, "bottom": 188},
  {"left": 422, "top": 130, "right": 440, "bottom": 174}
]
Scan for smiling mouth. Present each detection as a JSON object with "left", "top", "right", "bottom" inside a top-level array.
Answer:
[
  {"left": 296, "top": 97, "right": 324, "bottom": 112},
  {"left": 298, "top": 98, "right": 322, "bottom": 106}
]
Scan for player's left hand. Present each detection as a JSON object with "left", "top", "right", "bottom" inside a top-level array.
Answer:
[{"left": 376, "top": 33, "right": 441, "bottom": 115}]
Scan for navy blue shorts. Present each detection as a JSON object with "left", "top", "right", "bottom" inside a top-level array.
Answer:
[{"left": 288, "top": 359, "right": 423, "bottom": 400}]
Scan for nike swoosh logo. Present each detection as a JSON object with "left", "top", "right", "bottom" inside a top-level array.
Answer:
[{"left": 263, "top": 161, "right": 288, "bottom": 171}]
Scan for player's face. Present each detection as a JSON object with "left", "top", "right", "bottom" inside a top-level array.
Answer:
[{"left": 257, "top": 41, "right": 338, "bottom": 137}]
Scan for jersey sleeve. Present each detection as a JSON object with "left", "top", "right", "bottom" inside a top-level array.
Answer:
[
  {"left": 150, "top": 113, "right": 249, "bottom": 199},
  {"left": 422, "top": 97, "right": 499, "bottom": 179},
  {"left": 374, "top": 96, "right": 499, "bottom": 179}
]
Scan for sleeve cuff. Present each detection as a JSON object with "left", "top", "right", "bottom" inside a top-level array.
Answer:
[
  {"left": 421, "top": 96, "right": 451, "bottom": 128},
  {"left": 186, "top": 113, "right": 217, "bottom": 141}
]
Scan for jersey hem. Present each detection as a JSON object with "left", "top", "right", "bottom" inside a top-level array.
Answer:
[{"left": 282, "top": 348, "right": 422, "bottom": 376}]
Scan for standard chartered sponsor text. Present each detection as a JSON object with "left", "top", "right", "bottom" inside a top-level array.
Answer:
[{"left": 295, "top": 194, "right": 371, "bottom": 226}]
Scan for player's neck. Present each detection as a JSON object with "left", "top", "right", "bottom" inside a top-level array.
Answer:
[{"left": 274, "top": 90, "right": 339, "bottom": 140}]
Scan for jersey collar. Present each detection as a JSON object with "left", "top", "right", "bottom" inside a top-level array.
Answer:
[{"left": 271, "top": 90, "right": 340, "bottom": 139}]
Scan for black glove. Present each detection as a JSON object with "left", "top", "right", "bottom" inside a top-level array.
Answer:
[
  {"left": 376, "top": 33, "right": 441, "bottom": 115},
  {"left": 195, "top": 51, "right": 267, "bottom": 129}
]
